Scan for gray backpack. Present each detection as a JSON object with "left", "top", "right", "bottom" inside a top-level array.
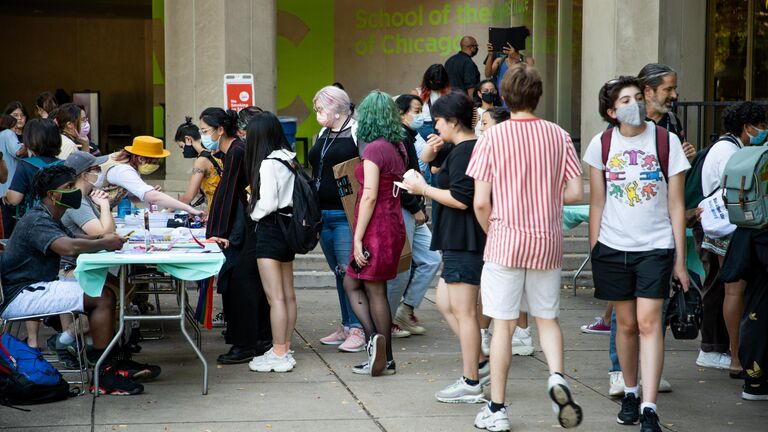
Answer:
[{"left": 722, "top": 146, "right": 768, "bottom": 228}]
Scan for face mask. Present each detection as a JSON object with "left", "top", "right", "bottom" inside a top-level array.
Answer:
[
  {"left": 79, "top": 120, "right": 90, "bottom": 139},
  {"left": 481, "top": 92, "right": 497, "bottom": 103},
  {"left": 138, "top": 163, "right": 160, "bottom": 175},
  {"left": 316, "top": 111, "right": 333, "bottom": 128},
  {"left": 410, "top": 116, "right": 424, "bottom": 130},
  {"left": 615, "top": 101, "right": 645, "bottom": 127},
  {"left": 201, "top": 133, "right": 220, "bottom": 151},
  {"left": 470, "top": 47, "right": 479, "bottom": 57},
  {"left": 51, "top": 188, "right": 82, "bottom": 209},
  {"left": 182, "top": 144, "right": 198, "bottom": 158},
  {"left": 747, "top": 126, "right": 768, "bottom": 145}
]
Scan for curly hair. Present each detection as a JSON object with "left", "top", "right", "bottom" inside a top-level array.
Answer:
[
  {"left": 33, "top": 164, "right": 76, "bottom": 200},
  {"left": 356, "top": 90, "right": 405, "bottom": 144},
  {"left": 598, "top": 76, "right": 642, "bottom": 126},
  {"left": 723, "top": 101, "right": 767, "bottom": 136}
]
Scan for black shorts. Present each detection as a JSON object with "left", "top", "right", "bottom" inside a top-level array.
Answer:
[
  {"left": 591, "top": 242, "right": 674, "bottom": 301},
  {"left": 441, "top": 250, "right": 484, "bottom": 285},
  {"left": 254, "top": 214, "right": 295, "bottom": 263}
]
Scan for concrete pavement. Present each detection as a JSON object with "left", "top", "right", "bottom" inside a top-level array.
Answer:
[{"left": 1, "top": 287, "right": 765, "bottom": 432}]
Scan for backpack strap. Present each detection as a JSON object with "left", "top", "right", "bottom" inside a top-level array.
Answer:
[
  {"left": 266, "top": 157, "right": 298, "bottom": 174},
  {"left": 655, "top": 125, "right": 670, "bottom": 182},
  {"left": 199, "top": 151, "right": 222, "bottom": 176},
  {"left": 600, "top": 128, "right": 612, "bottom": 172}
]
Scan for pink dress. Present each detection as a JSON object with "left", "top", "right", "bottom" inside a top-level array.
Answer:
[{"left": 346, "top": 138, "right": 407, "bottom": 281}]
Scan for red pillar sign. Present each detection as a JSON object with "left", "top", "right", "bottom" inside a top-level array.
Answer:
[{"left": 223, "top": 73, "right": 255, "bottom": 112}]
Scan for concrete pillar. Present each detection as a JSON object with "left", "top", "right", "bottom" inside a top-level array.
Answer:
[{"left": 164, "top": 0, "right": 276, "bottom": 192}]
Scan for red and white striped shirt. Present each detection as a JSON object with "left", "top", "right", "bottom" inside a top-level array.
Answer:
[{"left": 466, "top": 118, "right": 582, "bottom": 269}]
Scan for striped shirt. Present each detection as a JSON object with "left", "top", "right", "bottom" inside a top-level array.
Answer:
[{"left": 466, "top": 118, "right": 582, "bottom": 269}]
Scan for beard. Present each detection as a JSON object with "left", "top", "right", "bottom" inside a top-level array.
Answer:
[{"left": 651, "top": 94, "right": 670, "bottom": 114}]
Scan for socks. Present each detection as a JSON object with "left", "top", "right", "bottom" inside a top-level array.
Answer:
[
  {"left": 640, "top": 402, "right": 657, "bottom": 413},
  {"left": 478, "top": 359, "right": 489, "bottom": 369},
  {"left": 464, "top": 376, "right": 480, "bottom": 386},
  {"left": 625, "top": 385, "right": 639, "bottom": 396},
  {"left": 58, "top": 331, "right": 75, "bottom": 345},
  {"left": 489, "top": 401, "right": 505, "bottom": 413}
]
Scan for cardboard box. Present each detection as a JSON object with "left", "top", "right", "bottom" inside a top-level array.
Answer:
[{"left": 333, "top": 157, "right": 412, "bottom": 273}]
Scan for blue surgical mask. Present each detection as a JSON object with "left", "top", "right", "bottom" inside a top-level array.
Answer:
[
  {"left": 201, "top": 133, "right": 220, "bottom": 151},
  {"left": 410, "top": 116, "right": 424, "bottom": 130},
  {"left": 747, "top": 126, "right": 768, "bottom": 145}
]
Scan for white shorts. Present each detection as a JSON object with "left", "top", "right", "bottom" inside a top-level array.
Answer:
[
  {"left": 480, "top": 262, "right": 562, "bottom": 320},
  {"left": 1, "top": 280, "right": 85, "bottom": 320}
]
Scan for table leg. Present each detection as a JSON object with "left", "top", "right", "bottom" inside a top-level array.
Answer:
[
  {"left": 178, "top": 278, "right": 209, "bottom": 395},
  {"left": 93, "top": 265, "right": 127, "bottom": 397}
]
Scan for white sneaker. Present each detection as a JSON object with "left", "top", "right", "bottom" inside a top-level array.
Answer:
[
  {"left": 286, "top": 350, "right": 296, "bottom": 367},
  {"left": 435, "top": 377, "right": 485, "bottom": 403},
  {"left": 512, "top": 327, "right": 534, "bottom": 356},
  {"left": 547, "top": 373, "right": 583, "bottom": 429},
  {"left": 609, "top": 371, "right": 625, "bottom": 397},
  {"left": 248, "top": 348, "right": 293, "bottom": 373},
  {"left": 353, "top": 359, "right": 396, "bottom": 375},
  {"left": 474, "top": 404, "right": 511, "bottom": 431},
  {"left": 696, "top": 350, "right": 731, "bottom": 370},
  {"left": 479, "top": 360, "right": 490, "bottom": 387},
  {"left": 394, "top": 303, "right": 426, "bottom": 335},
  {"left": 481, "top": 328, "right": 491, "bottom": 356},
  {"left": 658, "top": 377, "right": 672, "bottom": 393}
]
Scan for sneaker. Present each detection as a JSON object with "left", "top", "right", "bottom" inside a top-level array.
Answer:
[
  {"left": 91, "top": 363, "right": 144, "bottom": 396},
  {"left": 394, "top": 303, "right": 426, "bottom": 335},
  {"left": 248, "top": 348, "right": 293, "bottom": 373},
  {"left": 547, "top": 373, "right": 583, "bottom": 428},
  {"left": 368, "top": 334, "right": 387, "bottom": 376},
  {"left": 212, "top": 311, "right": 226, "bottom": 328},
  {"left": 46, "top": 333, "right": 80, "bottom": 370},
  {"left": 479, "top": 360, "right": 491, "bottom": 387},
  {"left": 696, "top": 350, "right": 731, "bottom": 370},
  {"left": 286, "top": 350, "right": 296, "bottom": 367},
  {"left": 580, "top": 316, "right": 611, "bottom": 334},
  {"left": 512, "top": 327, "right": 534, "bottom": 356},
  {"left": 617, "top": 393, "right": 640, "bottom": 425},
  {"left": 320, "top": 326, "right": 348, "bottom": 345},
  {"left": 435, "top": 377, "right": 485, "bottom": 403},
  {"left": 391, "top": 323, "right": 411, "bottom": 338},
  {"left": 481, "top": 328, "right": 491, "bottom": 356},
  {"left": 353, "top": 359, "right": 396, "bottom": 375},
  {"left": 639, "top": 407, "right": 662, "bottom": 432},
  {"left": 474, "top": 404, "right": 511, "bottom": 432},
  {"left": 609, "top": 371, "right": 625, "bottom": 397},
  {"left": 742, "top": 382, "right": 768, "bottom": 401},
  {"left": 640, "top": 376, "right": 672, "bottom": 393},
  {"left": 114, "top": 358, "right": 161, "bottom": 380},
  {"left": 339, "top": 327, "right": 366, "bottom": 353}
]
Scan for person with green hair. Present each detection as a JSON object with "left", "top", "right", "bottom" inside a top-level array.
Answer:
[{"left": 343, "top": 90, "right": 407, "bottom": 377}]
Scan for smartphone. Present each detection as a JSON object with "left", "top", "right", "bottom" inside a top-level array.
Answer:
[{"left": 349, "top": 247, "right": 371, "bottom": 273}]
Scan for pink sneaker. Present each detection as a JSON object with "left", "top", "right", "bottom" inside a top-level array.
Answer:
[
  {"left": 580, "top": 317, "right": 611, "bottom": 334},
  {"left": 320, "top": 326, "right": 348, "bottom": 345},
  {"left": 339, "top": 327, "right": 366, "bottom": 352}
]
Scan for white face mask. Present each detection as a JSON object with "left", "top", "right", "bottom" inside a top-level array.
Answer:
[
  {"left": 615, "top": 101, "right": 646, "bottom": 127},
  {"left": 94, "top": 170, "right": 106, "bottom": 187}
]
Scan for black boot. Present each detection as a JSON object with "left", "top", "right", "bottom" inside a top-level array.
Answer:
[{"left": 217, "top": 345, "right": 257, "bottom": 364}]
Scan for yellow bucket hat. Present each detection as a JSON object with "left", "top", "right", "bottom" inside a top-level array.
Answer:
[{"left": 124, "top": 136, "right": 171, "bottom": 158}]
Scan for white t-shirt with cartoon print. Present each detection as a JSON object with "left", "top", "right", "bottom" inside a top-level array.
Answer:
[{"left": 583, "top": 121, "right": 691, "bottom": 251}]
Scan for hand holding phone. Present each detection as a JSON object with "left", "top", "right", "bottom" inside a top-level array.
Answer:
[{"left": 349, "top": 246, "right": 371, "bottom": 273}]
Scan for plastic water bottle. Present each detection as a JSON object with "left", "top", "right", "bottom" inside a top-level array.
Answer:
[{"left": 118, "top": 197, "right": 131, "bottom": 218}]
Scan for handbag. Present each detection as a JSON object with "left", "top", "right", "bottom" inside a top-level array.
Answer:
[
  {"left": 665, "top": 271, "right": 703, "bottom": 340},
  {"left": 698, "top": 190, "right": 736, "bottom": 238}
]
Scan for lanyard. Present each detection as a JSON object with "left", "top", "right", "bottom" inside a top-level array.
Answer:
[{"left": 316, "top": 116, "right": 351, "bottom": 190}]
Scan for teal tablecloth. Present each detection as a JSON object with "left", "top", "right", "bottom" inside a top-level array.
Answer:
[{"left": 74, "top": 245, "right": 225, "bottom": 297}]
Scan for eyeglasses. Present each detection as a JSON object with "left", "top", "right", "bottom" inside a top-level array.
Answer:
[{"left": 199, "top": 127, "right": 214, "bottom": 134}]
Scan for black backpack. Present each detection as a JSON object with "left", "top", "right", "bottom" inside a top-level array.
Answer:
[
  {"left": 267, "top": 158, "right": 322, "bottom": 254},
  {"left": 0, "top": 335, "right": 71, "bottom": 407},
  {"left": 684, "top": 134, "right": 742, "bottom": 210}
]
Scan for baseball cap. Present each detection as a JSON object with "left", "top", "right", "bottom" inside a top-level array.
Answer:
[{"left": 64, "top": 151, "right": 109, "bottom": 176}]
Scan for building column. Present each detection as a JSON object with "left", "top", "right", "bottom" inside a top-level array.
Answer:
[{"left": 164, "top": 0, "right": 276, "bottom": 192}]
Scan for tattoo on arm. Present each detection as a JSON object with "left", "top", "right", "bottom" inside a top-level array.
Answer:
[{"left": 191, "top": 168, "right": 205, "bottom": 175}]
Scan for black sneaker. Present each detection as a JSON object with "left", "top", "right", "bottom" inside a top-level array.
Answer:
[
  {"left": 639, "top": 407, "right": 662, "bottom": 432},
  {"left": 91, "top": 363, "right": 144, "bottom": 395},
  {"left": 742, "top": 381, "right": 768, "bottom": 401},
  {"left": 46, "top": 334, "right": 81, "bottom": 370},
  {"left": 114, "top": 358, "right": 161, "bottom": 380},
  {"left": 616, "top": 393, "right": 640, "bottom": 425}
]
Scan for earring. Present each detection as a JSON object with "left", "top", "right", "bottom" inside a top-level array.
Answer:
[{"left": 335, "top": 113, "right": 340, "bottom": 119}]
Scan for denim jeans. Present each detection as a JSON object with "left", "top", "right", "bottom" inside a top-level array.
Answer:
[
  {"left": 387, "top": 209, "right": 441, "bottom": 316},
  {"left": 319, "top": 209, "right": 361, "bottom": 328},
  {"left": 608, "top": 305, "right": 669, "bottom": 372}
]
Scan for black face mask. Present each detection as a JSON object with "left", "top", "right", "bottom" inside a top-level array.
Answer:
[
  {"left": 182, "top": 144, "right": 198, "bottom": 159},
  {"left": 481, "top": 92, "right": 497, "bottom": 103},
  {"left": 51, "top": 188, "right": 82, "bottom": 209}
]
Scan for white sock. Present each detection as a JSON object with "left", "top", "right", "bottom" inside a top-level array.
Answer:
[
  {"left": 624, "top": 385, "right": 639, "bottom": 396},
  {"left": 58, "top": 331, "right": 75, "bottom": 345},
  {"left": 640, "top": 402, "right": 657, "bottom": 413},
  {"left": 86, "top": 336, "right": 93, "bottom": 346}
]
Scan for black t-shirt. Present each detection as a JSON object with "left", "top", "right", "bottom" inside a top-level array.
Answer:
[
  {"left": 308, "top": 126, "right": 359, "bottom": 210},
  {"left": 10, "top": 155, "right": 61, "bottom": 196},
  {"left": 648, "top": 112, "right": 684, "bottom": 141},
  {"left": 445, "top": 51, "right": 481, "bottom": 92},
  {"left": 1, "top": 204, "right": 71, "bottom": 312},
  {"left": 430, "top": 139, "right": 486, "bottom": 252}
]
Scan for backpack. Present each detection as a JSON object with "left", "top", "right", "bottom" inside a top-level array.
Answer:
[
  {"left": 0, "top": 333, "right": 71, "bottom": 406},
  {"left": 601, "top": 124, "right": 670, "bottom": 182},
  {"left": 266, "top": 157, "right": 323, "bottom": 254},
  {"left": 721, "top": 145, "right": 768, "bottom": 229},
  {"left": 684, "top": 134, "right": 742, "bottom": 210}
]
